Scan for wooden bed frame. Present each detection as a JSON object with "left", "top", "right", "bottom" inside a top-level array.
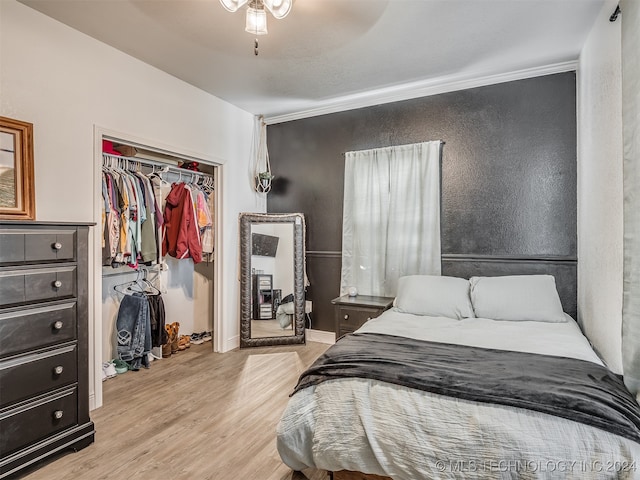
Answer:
[{"left": 331, "top": 471, "right": 392, "bottom": 480}]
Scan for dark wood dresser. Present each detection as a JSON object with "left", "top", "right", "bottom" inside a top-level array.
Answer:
[
  {"left": 331, "top": 294, "right": 395, "bottom": 340},
  {"left": 0, "top": 222, "right": 94, "bottom": 478}
]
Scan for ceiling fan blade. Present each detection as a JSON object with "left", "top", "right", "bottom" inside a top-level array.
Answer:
[
  {"left": 220, "top": 0, "right": 250, "bottom": 13},
  {"left": 263, "top": 0, "right": 292, "bottom": 19}
]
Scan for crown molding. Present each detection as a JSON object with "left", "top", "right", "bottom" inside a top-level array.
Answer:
[{"left": 264, "top": 60, "right": 578, "bottom": 125}]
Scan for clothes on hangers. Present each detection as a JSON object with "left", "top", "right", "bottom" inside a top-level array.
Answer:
[
  {"left": 102, "top": 171, "right": 122, "bottom": 265},
  {"left": 162, "top": 181, "right": 214, "bottom": 264},
  {"left": 116, "top": 292, "right": 152, "bottom": 371},
  {"left": 102, "top": 154, "right": 214, "bottom": 267},
  {"left": 201, "top": 186, "right": 215, "bottom": 262},
  {"left": 133, "top": 171, "right": 160, "bottom": 264},
  {"left": 147, "top": 293, "right": 167, "bottom": 349},
  {"left": 113, "top": 269, "right": 165, "bottom": 368},
  {"left": 190, "top": 182, "right": 214, "bottom": 257},
  {"left": 148, "top": 173, "right": 168, "bottom": 266},
  {"left": 102, "top": 161, "right": 161, "bottom": 267}
]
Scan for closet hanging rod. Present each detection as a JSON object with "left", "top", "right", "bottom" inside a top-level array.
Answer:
[{"left": 102, "top": 153, "right": 213, "bottom": 179}]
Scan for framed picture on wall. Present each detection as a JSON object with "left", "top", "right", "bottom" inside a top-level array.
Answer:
[{"left": 0, "top": 116, "right": 35, "bottom": 220}]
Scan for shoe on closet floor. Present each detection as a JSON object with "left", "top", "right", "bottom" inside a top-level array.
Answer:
[
  {"left": 102, "top": 361, "right": 117, "bottom": 381},
  {"left": 178, "top": 335, "right": 190, "bottom": 350},
  {"left": 163, "top": 324, "right": 173, "bottom": 357},
  {"left": 113, "top": 359, "right": 129, "bottom": 374},
  {"left": 171, "top": 322, "right": 180, "bottom": 353},
  {"left": 190, "top": 332, "right": 204, "bottom": 345},
  {"left": 201, "top": 331, "right": 212, "bottom": 342},
  {"left": 150, "top": 347, "right": 163, "bottom": 361}
]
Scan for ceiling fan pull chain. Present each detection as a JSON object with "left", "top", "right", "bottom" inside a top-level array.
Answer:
[{"left": 254, "top": 38, "right": 259, "bottom": 56}]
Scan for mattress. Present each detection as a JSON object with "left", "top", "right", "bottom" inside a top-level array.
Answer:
[{"left": 277, "top": 310, "right": 640, "bottom": 479}]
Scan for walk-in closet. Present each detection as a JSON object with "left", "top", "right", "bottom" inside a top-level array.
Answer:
[{"left": 98, "top": 136, "right": 219, "bottom": 396}]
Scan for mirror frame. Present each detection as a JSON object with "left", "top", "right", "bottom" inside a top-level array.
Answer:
[
  {"left": 0, "top": 116, "right": 35, "bottom": 220},
  {"left": 239, "top": 212, "right": 306, "bottom": 347}
]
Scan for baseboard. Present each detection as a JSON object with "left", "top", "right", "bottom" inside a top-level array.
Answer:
[
  {"left": 223, "top": 335, "right": 240, "bottom": 352},
  {"left": 306, "top": 329, "right": 336, "bottom": 345}
]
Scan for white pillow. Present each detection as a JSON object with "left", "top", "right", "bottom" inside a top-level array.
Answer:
[
  {"left": 469, "top": 275, "right": 566, "bottom": 322},
  {"left": 394, "top": 275, "right": 475, "bottom": 319}
]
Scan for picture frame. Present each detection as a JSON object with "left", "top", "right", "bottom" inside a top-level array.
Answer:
[{"left": 0, "top": 116, "right": 35, "bottom": 220}]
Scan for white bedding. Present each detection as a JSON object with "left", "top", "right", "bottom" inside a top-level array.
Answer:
[
  {"left": 359, "top": 309, "right": 603, "bottom": 364},
  {"left": 277, "top": 310, "right": 640, "bottom": 479}
]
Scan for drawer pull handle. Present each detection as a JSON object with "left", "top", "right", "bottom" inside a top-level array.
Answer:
[
  {"left": 53, "top": 321, "right": 63, "bottom": 330},
  {"left": 53, "top": 410, "right": 64, "bottom": 420},
  {"left": 344, "top": 314, "right": 349, "bottom": 320},
  {"left": 53, "top": 242, "right": 63, "bottom": 250},
  {"left": 53, "top": 280, "right": 62, "bottom": 288},
  {"left": 54, "top": 366, "right": 64, "bottom": 375}
]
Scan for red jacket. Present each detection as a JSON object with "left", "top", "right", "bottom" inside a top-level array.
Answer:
[{"left": 162, "top": 183, "right": 202, "bottom": 264}]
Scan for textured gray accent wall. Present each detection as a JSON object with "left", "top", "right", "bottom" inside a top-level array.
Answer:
[{"left": 267, "top": 72, "right": 577, "bottom": 332}]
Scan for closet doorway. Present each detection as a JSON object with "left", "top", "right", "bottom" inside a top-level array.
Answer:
[{"left": 92, "top": 127, "right": 223, "bottom": 409}]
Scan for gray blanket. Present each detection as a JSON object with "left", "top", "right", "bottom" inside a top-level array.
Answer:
[{"left": 292, "top": 332, "right": 640, "bottom": 444}]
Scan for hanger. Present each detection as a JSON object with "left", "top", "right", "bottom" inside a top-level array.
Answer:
[
  {"left": 102, "top": 154, "right": 118, "bottom": 173},
  {"left": 152, "top": 166, "right": 171, "bottom": 185},
  {"left": 113, "top": 268, "right": 161, "bottom": 296},
  {"left": 197, "top": 174, "right": 214, "bottom": 193}
]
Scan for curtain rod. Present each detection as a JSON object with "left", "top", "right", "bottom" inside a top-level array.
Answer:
[{"left": 341, "top": 140, "right": 446, "bottom": 156}]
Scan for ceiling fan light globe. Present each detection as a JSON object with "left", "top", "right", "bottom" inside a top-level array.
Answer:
[
  {"left": 245, "top": 7, "right": 268, "bottom": 35},
  {"left": 263, "top": 0, "right": 292, "bottom": 19},
  {"left": 219, "top": 0, "right": 249, "bottom": 13}
]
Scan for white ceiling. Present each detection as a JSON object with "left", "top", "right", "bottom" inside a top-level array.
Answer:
[{"left": 20, "top": 0, "right": 604, "bottom": 122}]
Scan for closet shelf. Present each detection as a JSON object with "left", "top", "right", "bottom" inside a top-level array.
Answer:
[{"left": 102, "top": 264, "right": 162, "bottom": 278}]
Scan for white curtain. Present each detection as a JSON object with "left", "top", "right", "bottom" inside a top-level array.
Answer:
[
  {"left": 340, "top": 141, "right": 441, "bottom": 297},
  {"left": 622, "top": 0, "right": 640, "bottom": 397}
]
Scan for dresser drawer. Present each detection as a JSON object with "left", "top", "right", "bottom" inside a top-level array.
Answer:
[
  {"left": 0, "top": 387, "right": 78, "bottom": 457},
  {"left": 338, "top": 306, "right": 380, "bottom": 334},
  {"left": 0, "top": 266, "right": 76, "bottom": 307},
  {"left": 0, "top": 345, "right": 77, "bottom": 408},
  {"left": 0, "top": 302, "right": 77, "bottom": 357},
  {"left": 0, "top": 230, "right": 76, "bottom": 265}
]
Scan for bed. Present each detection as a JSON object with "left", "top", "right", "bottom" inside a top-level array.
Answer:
[
  {"left": 276, "top": 295, "right": 312, "bottom": 330},
  {"left": 276, "top": 299, "right": 296, "bottom": 329},
  {"left": 277, "top": 274, "right": 640, "bottom": 479}
]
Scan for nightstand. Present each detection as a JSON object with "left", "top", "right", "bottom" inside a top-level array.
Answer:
[{"left": 331, "top": 294, "right": 395, "bottom": 340}]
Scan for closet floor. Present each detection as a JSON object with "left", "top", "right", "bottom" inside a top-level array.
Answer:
[{"left": 17, "top": 341, "right": 330, "bottom": 480}]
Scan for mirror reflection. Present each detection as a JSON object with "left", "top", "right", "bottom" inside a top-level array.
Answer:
[
  {"left": 250, "top": 223, "right": 295, "bottom": 338},
  {"left": 239, "top": 212, "right": 305, "bottom": 347},
  {"left": 0, "top": 131, "right": 16, "bottom": 207}
]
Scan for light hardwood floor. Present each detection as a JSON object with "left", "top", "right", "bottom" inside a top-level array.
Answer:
[
  {"left": 17, "top": 341, "right": 330, "bottom": 480},
  {"left": 251, "top": 319, "right": 295, "bottom": 338}
]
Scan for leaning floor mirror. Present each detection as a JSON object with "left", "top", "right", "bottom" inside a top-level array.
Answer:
[{"left": 239, "top": 212, "right": 306, "bottom": 347}]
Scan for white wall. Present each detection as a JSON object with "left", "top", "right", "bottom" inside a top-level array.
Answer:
[
  {"left": 577, "top": 0, "right": 623, "bottom": 373},
  {"left": 1, "top": 0, "right": 265, "bottom": 407}
]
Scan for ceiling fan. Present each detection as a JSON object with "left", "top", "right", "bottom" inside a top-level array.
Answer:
[{"left": 219, "top": 0, "right": 292, "bottom": 54}]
